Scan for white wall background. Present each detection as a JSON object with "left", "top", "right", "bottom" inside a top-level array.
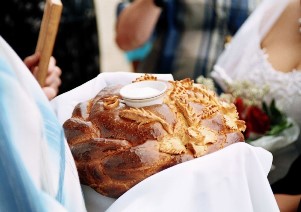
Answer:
[{"left": 94, "top": 0, "right": 132, "bottom": 73}]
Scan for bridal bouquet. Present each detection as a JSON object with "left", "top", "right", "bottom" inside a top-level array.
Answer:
[{"left": 196, "top": 76, "right": 299, "bottom": 152}]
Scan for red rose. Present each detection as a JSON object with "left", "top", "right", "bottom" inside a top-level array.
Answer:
[
  {"left": 244, "top": 106, "right": 270, "bottom": 138},
  {"left": 234, "top": 97, "right": 245, "bottom": 120}
]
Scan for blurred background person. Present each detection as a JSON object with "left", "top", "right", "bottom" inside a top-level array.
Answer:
[
  {"left": 115, "top": 0, "right": 262, "bottom": 80},
  {"left": 0, "top": 0, "right": 100, "bottom": 94}
]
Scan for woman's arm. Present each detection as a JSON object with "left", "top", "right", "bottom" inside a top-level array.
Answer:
[
  {"left": 274, "top": 194, "right": 301, "bottom": 212},
  {"left": 115, "top": 0, "right": 162, "bottom": 51}
]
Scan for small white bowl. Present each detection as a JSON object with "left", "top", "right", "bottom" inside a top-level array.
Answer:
[{"left": 120, "top": 81, "right": 167, "bottom": 108}]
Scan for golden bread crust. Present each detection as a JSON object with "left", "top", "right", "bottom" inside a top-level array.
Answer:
[{"left": 63, "top": 79, "right": 245, "bottom": 198}]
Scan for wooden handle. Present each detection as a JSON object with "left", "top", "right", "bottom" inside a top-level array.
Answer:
[{"left": 36, "top": 0, "right": 63, "bottom": 87}]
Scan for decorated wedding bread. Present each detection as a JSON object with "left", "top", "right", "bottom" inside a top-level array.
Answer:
[{"left": 63, "top": 75, "right": 246, "bottom": 198}]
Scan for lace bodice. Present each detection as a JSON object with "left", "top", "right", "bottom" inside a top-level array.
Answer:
[
  {"left": 212, "top": 0, "right": 301, "bottom": 128},
  {"left": 235, "top": 46, "right": 301, "bottom": 127}
]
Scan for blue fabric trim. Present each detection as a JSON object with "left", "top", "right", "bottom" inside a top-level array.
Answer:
[
  {"left": 0, "top": 59, "right": 45, "bottom": 212},
  {"left": 0, "top": 126, "right": 44, "bottom": 212},
  {"left": 0, "top": 51, "right": 67, "bottom": 208},
  {"left": 56, "top": 130, "right": 66, "bottom": 203},
  {"left": 35, "top": 101, "right": 66, "bottom": 202}
]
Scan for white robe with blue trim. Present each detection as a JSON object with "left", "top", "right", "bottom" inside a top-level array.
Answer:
[{"left": 0, "top": 36, "right": 86, "bottom": 212}]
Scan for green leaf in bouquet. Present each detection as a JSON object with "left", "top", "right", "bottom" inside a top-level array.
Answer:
[
  {"left": 269, "top": 99, "right": 286, "bottom": 124},
  {"left": 261, "top": 99, "right": 292, "bottom": 136},
  {"left": 262, "top": 101, "right": 270, "bottom": 117},
  {"left": 262, "top": 99, "right": 286, "bottom": 126},
  {"left": 266, "top": 120, "right": 292, "bottom": 136}
]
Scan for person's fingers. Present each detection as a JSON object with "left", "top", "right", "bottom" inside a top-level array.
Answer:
[
  {"left": 24, "top": 52, "right": 40, "bottom": 70},
  {"left": 28, "top": 55, "right": 61, "bottom": 100},
  {"left": 32, "top": 66, "right": 39, "bottom": 77},
  {"left": 42, "top": 87, "right": 57, "bottom": 100},
  {"left": 48, "top": 56, "right": 56, "bottom": 73},
  {"left": 45, "top": 66, "right": 62, "bottom": 87},
  {"left": 54, "top": 65, "right": 62, "bottom": 76},
  {"left": 45, "top": 76, "right": 62, "bottom": 89}
]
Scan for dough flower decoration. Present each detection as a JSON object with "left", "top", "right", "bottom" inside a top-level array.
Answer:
[{"left": 196, "top": 76, "right": 292, "bottom": 141}]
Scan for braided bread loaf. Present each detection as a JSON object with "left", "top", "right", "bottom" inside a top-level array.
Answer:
[{"left": 63, "top": 77, "right": 246, "bottom": 198}]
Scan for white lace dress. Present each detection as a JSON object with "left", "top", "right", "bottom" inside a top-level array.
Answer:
[
  {"left": 211, "top": 0, "right": 301, "bottom": 183},
  {"left": 212, "top": 0, "right": 301, "bottom": 128}
]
